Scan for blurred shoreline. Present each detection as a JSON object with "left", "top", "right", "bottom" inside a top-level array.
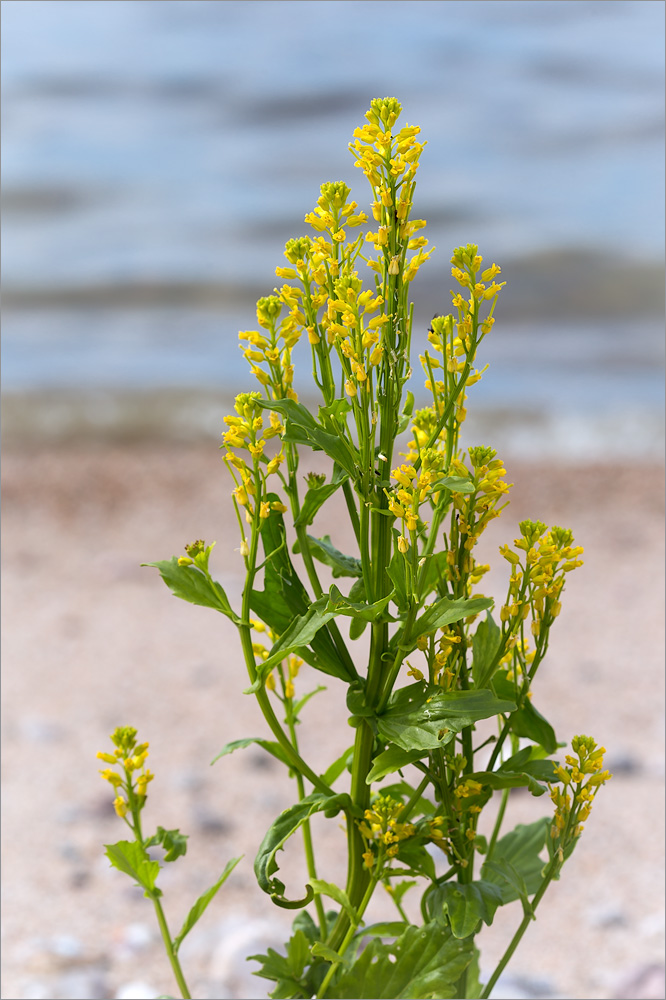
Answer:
[{"left": 2, "top": 387, "right": 664, "bottom": 462}]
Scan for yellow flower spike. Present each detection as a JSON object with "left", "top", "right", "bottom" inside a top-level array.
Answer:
[
  {"left": 240, "top": 539, "right": 249, "bottom": 558},
  {"left": 265, "top": 672, "right": 276, "bottom": 691},
  {"left": 362, "top": 851, "right": 375, "bottom": 869},
  {"left": 397, "top": 535, "right": 409, "bottom": 554},
  {"left": 284, "top": 680, "right": 295, "bottom": 699},
  {"left": 259, "top": 502, "right": 271, "bottom": 519},
  {"left": 345, "top": 379, "right": 357, "bottom": 398},
  {"left": 97, "top": 751, "right": 118, "bottom": 764}
]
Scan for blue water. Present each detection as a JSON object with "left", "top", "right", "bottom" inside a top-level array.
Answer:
[{"left": 2, "top": 0, "right": 664, "bottom": 417}]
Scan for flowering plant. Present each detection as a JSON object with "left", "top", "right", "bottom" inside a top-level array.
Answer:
[{"left": 100, "top": 98, "right": 610, "bottom": 1000}]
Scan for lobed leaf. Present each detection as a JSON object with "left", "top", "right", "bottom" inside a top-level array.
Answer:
[
  {"left": 330, "top": 920, "right": 473, "bottom": 999},
  {"left": 104, "top": 840, "right": 160, "bottom": 896},
  {"left": 426, "top": 880, "right": 503, "bottom": 938}
]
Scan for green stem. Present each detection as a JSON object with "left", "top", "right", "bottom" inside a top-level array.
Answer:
[
  {"left": 318, "top": 863, "right": 380, "bottom": 999},
  {"left": 480, "top": 859, "right": 559, "bottom": 1000},
  {"left": 152, "top": 895, "right": 192, "bottom": 1000},
  {"left": 286, "top": 704, "right": 328, "bottom": 939},
  {"left": 485, "top": 786, "right": 510, "bottom": 865}
]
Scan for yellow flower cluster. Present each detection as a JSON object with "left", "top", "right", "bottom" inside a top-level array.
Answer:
[
  {"left": 97, "top": 726, "right": 154, "bottom": 819},
  {"left": 222, "top": 392, "right": 287, "bottom": 533},
  {"left": 550, "top": 736, "right": 611, "bottom": 850},
  {"left": 385, "top": 460, "right": 442, "bottom": 551},
  {"left": 499, "top": 520, "right": 584, "bottom": 631},
  {"left": 358, "top": 794, "right": 416, "bottom": 866},
  {"left": 238, "top": 294, "right": 303, "bottom": 400},
  {"left": 349, "top": 97, "right": 432, "bottom": 283},
  {"left": 418, "top": 244, "right": 504, "bottom": 436}
]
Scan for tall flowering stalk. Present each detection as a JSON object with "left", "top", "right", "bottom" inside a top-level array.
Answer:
[{"left": 101, "top": 99, "right": 610, "bottom": 1000}]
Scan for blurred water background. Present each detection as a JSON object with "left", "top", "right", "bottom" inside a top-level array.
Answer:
[{"left": 2, "top": 0, "right": 664, "bottom": 457}]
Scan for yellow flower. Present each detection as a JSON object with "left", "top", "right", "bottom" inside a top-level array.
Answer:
[{"left": 113, "top": 796, "right": 128, "bottom": 818}]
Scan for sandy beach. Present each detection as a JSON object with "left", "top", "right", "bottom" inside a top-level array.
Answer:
[{"left": 2, "top": 438, "right": 664, "bottom": 1000}]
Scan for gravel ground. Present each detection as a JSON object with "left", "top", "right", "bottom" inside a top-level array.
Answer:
[{"left": 2, "top": 441, "right": 664, "bottom": 1000}]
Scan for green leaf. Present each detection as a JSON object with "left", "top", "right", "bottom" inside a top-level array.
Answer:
[
  {"left": 255, "top": 792, "right": 350, "bottom": 906},
  {"left": 492, "top": 675, "right": 558, "bottom": 754},
  {"left": 294, "top": 467, "right": 349, "bottom": 528},
  {"left": 377, "top": 684, "right": 515, "bottom": 752},
  {"left": 471, "top": 612, "right": 502, "bottom": 687},
  {"left": 292, "top": 685, "right": 327, "bottom": 719},
  {"left": 386, "top": 880, "right": 417, "bottom": 909},
  {"left": 438, "top": 475, "right": 477, "bottom": 495},
  {"left": 366, "top": 746, "right": 427, "bottom": 783},
  {"left": 321, "top": 745, "right": 354, "bottom": 786},
  {"left": 250, "top": 499, "right": 354, "bottom": 683},
  {"left": 210, "top": 737, "right": 291, "bottom": 768},
  {"left": 427, "top": 880, "right": 503, "bottom": 938},
  {"left": 104, "top": 840, "right": 160, "bottom": 896},
  {"left": 143, "top": 557, "right": 239, "bottom": 622},
  {"left": 511, "top": 700, "right": 558, "bottom": 755},
  {"left": 254, "top": 602, "right": 339, "bottom": 679},
  {"left": 330, "top": 920, "right": 473, "bottom": 999},
  {"left": 411, "top": 595, "right": 493, "bottom": 640},
  {"left": 416, "top": 551, "right": 449, "bottom": 601},
  {"left": 249, "top": 942, "right": 305, "bottom": 998},
  {"left": 173, "top": 856, "right": 242, "bottom": 953},
  {"left": 327, "top": 584, "right": 394, "bottom": 622},
  {"left": 256, "top": 398, "right": 359, "bottom": 478},
  {"left": 467, "top": 769, "right": 548, "bottom": 797},
  {"left": 387, "top": 548, "right": 409, "bottom": 611},
  {"left": 311, "top": 940, "right": 346, "bottom": 965},
  {"left": 391, "top": 840, "right": 436, "bottom": 881},
  {"left": 308, "top": 879, "right": 358, "bottom": 924},
  {"left": 481, "top": 818, "right": 549, "bottom": 904},
  {"left": 144, "top": 826, "right": 189, "bottom": 862},
  {"left": 294, "top": 535, "right": 362, "bottom": 578}
]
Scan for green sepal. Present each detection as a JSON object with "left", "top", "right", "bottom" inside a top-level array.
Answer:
[
  {"left": 329, "top": 919, "right": 474, "bottom": 999},
  {"left": 143, "top": 557, "right": 240, "bottom": 622},
  {"left": 293, "top": 535, "right": 362, "bottom": 578},
  {"left": 173, "top": 856, "right": 242, "bottom": 953},
  {"left": 104, "top": 839, "right": 160, "bottom": 897},
  {"left": 144, "top": 826, "right": 189, "bottom": 862},
  {"left": 254, "top": 792, "right": 350, "bottom": 906},
  {"left": 210, "top": 736, "right": 292, "bottom": 768},
  {"left": 376, "top": 683, "right": 516, "bottom": 752},
  {"left": 426, "top": 880, "right": 503, "bottom": 938}
]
